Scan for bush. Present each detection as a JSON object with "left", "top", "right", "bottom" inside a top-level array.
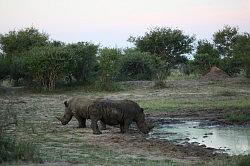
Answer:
[
  {"left": 181, "top": 61, "right": 196, "bottom": 75},
  {"left": 119, "top": 51, "right": 159, "bottom": 80},
  {"left": 219, "top": 57, "right": 242, "bottom": 76},
  {"left": 98, "top": 48, "right": 121, "bottom": 82},
  {"left": 0, "top": 55, "right": 10, "bottom": 81},
  {"left": 65, "top": 42, "right": 99, "bottom": 83},
  {"left": 22, "top": 45, "right": 70, "bottom": 91},
  {"left": 9, "top": 56, "right": 27, "bottom": 86},
  {"left": 193, "top": 53, "right": 220, "bottom": 75}
]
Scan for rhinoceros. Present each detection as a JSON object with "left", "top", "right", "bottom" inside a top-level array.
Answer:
[{"left": 57, "top": 97, "right": 153, "bottom": 134}]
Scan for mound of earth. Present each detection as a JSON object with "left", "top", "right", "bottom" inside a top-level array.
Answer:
[{"left": 201, "top": 66, "right": 230, "bottom": 81}]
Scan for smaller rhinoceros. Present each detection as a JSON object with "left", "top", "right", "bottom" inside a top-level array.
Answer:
[{"left": 57, "top": 97, "right": 153, "bottom": 134}]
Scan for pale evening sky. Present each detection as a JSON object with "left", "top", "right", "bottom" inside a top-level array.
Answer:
[{"left": 0, "top": 0, "right": 249, "bottom": 48}]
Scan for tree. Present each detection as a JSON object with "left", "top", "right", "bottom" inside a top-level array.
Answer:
[
  {"left": 213, "top": 25, "right": 238, "bottom": 58},
  {"left": 232, "top": 33, "right": 250, "bottom": 77},
  {"left": 196, "top": 40, "right": 219, "bottom": 57},
  {"left": 213, "top": 26, "right": 244, "bottom": 76},
  {"left": 0, "top": 27, "right": 49, "bottom": 56},
  {"left": 129, "top": 27, "right": 195, "bottom": 67}
]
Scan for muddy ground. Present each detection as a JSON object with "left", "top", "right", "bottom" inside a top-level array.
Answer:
[{"left": 1, "top": 78, "right": 250, "bottom": 165}]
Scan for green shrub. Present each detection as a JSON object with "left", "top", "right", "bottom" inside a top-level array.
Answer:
[
  {"left": 65, "top": 42, "right": 99, "bottom": 83},
  {"left": 119, "top": 51, "right": 156, "bottom": 80},
  {"left": 0, "top": 55, "right": 10, "bottom": 80},
  {"left": 22, "top": 45, "right": 70, "bottom": 91},
  {"left": 193, "top": 53, "right": 220, "bottom": 75},
  {"left": 219, "top": 57, "right": 242, "bottom": 76},
  {"left": 98, "top": 48, "right": 121, "bottom": 82}
]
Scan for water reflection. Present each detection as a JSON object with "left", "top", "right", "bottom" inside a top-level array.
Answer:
[{"left": 149, "top": 121, "right": 250, "bottom": 155}]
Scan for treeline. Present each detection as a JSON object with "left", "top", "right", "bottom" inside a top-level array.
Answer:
[{"left": 0, "top": 26, "right": 249, "bottom": 91}]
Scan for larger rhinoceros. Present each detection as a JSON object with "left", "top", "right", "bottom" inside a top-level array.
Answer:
[{"left": 57, "top": 97, "right": 153, "bottom": 134}]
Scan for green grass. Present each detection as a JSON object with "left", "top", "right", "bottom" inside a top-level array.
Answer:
[
  {"left": 227, "top": 112, "right": 250, "bottom": 123},
  {"left": 139, "top": 97, "right": 250, "bottom": 112},
  {"left": 197, "top": 155, "right": 250, "bottom": 166}
]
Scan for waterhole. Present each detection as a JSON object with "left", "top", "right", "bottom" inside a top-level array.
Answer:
[{"left": 149, "top": 120, "right": 250, "bottom": 155}]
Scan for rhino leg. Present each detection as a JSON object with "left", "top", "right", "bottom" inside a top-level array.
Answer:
[
  {"left": 75, "top": 116, "right": 86, "bottom": 128},
  {"left": 90, "top": 118, "right": 102, "bottom": 134},
  {"left": 120, "top": 123, "right": 124, "bottom": 133},
  {"left": 100, "top": 121, "right": 106, "bottom": 130},
  {"left": 120, "top": 120, "right": 130, "bottom": 133}
]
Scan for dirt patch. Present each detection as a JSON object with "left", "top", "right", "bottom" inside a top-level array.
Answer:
[{"left": 201, "top": 66, "right": 230, "bottom": 81}]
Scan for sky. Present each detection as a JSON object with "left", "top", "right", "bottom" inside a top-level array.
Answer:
[{"left": 0, "top": 0, "right": 249, "bottom": 48}]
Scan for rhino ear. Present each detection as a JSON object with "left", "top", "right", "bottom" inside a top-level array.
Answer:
[
  {"left": 141, "top": 108, "right": 144, "bottom": 112},
  {"left": 64, "top": 100, "right": 69, "bottom": 107}
]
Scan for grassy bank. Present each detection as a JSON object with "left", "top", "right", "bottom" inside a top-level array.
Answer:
[{"left": 139, "top": 97, "right": 250, "bottom": 112}]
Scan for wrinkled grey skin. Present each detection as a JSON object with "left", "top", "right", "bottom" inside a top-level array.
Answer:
[
  {"left": 56, "top": 97, "right": 104, "bottom": 129},
  {"left": 57, "top": 97, "right": 153, "bottom": 134}
]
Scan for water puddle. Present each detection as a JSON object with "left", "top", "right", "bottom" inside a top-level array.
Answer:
[{"left": 149, "top": 120, "right": 250, "bottom": 155}]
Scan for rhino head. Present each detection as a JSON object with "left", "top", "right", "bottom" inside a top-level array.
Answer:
[
  {"left": 57, "top": 100, "right": 73, "bottom": 125},
  {"left": 137, "top": 122, "right": 154, "bottom": 134},
  {"left": 136, "top": 108, "right": 154, "bottom": 134}
]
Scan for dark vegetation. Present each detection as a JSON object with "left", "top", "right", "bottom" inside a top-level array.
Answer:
[{"left": 0, "top": 26, "right": 249, "bottom": 92}]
